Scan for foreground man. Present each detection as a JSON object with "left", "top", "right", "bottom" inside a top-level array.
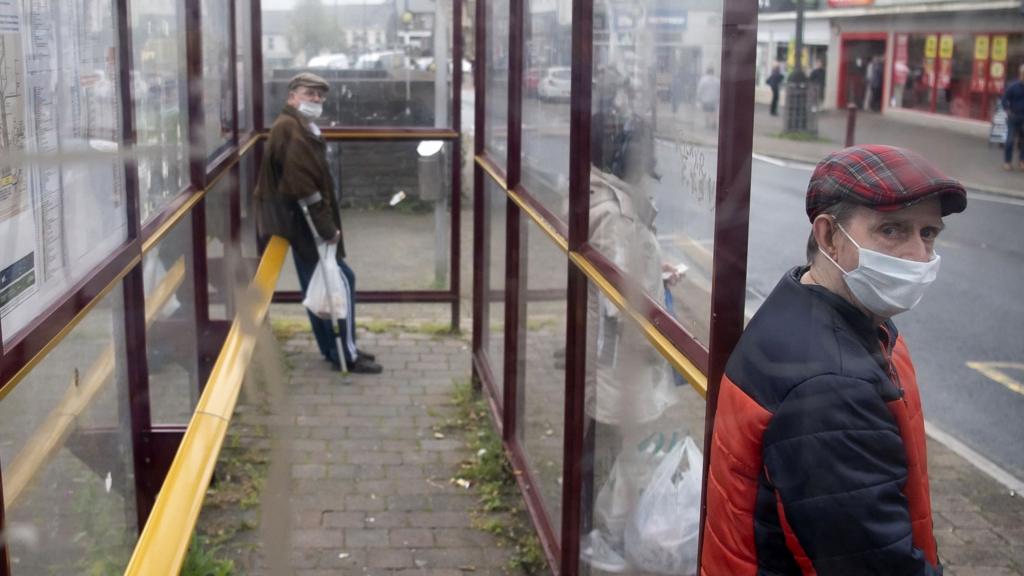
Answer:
[
  {"left": 702, "top": 145, "right": 966, "bottom": 574},
  {"left": 255, "top": 72, "right": 381, "bottom": 374}
]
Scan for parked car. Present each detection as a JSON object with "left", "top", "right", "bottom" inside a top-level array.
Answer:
[
  {"left": 355, "top": 51, "right": 411, "bottom": 71},
  {"left": 538, "top": 67, "right": 571, "bottom": 101},
  {"left": 307, "top": 53, "right": 352, "bottom": 69}
]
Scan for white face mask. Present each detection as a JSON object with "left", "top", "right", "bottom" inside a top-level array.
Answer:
[
  {"left": 297, "top": 100, "right": 322, "bottom": 119},
  {"left": 819, "top": 224, "right": 941, "bottom": 318}
]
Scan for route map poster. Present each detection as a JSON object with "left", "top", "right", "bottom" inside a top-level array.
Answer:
[{"left": 0, "top": 0, "right": 127, "bottom": 343}]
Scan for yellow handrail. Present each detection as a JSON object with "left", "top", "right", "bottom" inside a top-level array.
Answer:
[{"left": 123, "top": 236, "right": 289, "bottom": 576}]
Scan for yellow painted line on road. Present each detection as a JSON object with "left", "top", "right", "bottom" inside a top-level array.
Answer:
[{"left": 966, "top": 362, "right": 1024, "bottom": 396}]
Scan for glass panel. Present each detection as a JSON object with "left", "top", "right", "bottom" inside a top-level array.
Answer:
[
  {"left": 275, "top": 140, "right": 453, "bottom": 293},
  {"left": 239, "top": 151, "right": 261, "bottom": 265},
  {"left": 1, "top": 0, "right": 130, "bottom": 343},
  {"left": 520, "top": 0, "right": 573, "bottom": 221},
  {"left": 205, "top": 169, "right": 241, "bottom": 321},
  {"left": 482, "top": 176, "right": 507, "bottom": 401},
  {"left": 516, "top": 215, "right": 568, "bottom": 539},
  {"left": 579, "top": 278, "right": 705, "bottom": 575},
  {"left": 587, "top": 0, "right": 722, "bottom": 349},
  {"left": 1, "top": 283, "right": 137, "bottom": 573},
  {"left": 748, "top": 11, "right": 1024, "bottom": 506},
  {"left": 132, "top": 0, "right": 190, "bottom": 224},
  {"left": 484, "top": 0, "right": 509, "bottom": 169},
  {"left": 202, "top": 0, "right": 235, "bottom": 161},
  {"left": 260, "top": 0, "right": 454, "bottom": 128},
  {"left": 236, "top": 0, "right": 254, "bottom": 134},
  {"left": 145, "top": 213, "right": 200, "bottom": 425}
]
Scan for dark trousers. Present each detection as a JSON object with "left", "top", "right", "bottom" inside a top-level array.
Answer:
[
  {"left": 770, "top": 87, "right": 780, "bottom": 115},
  {"left": 1006, "top": 116, "right": 1024, "bottom": 164},
  {"left": 294, "top": 252, "right": 359, "bottom": 366}
]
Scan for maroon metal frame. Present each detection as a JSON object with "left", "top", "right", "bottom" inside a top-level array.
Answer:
[
  {"left": 696, "top": 0, "right": 758, "bottom": 565},
  {"left": 0, "top": 462, "right": 9, "bottom": 576},
  {"left": 470, "top": 0, "right": 488, "bottom": 388},
  {"left": 469, "top": 0, "right": 758, "bottom": 573},
  {"left": 450, "top": 0, "right": 464, "bottom": 331}
]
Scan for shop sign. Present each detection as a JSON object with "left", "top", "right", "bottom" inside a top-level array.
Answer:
[
  {"left": 828, "top": 0, "right": 873, "bottom": 7},
  {"left": 939, "top": 34, "right": 954, "bottom": 59},
  {"left": 971, "top": 59, "right": 988, "bottom": 92},
  {"left": 989, "top": 60, "right": 1006, "bottom": 94},
  {"left": 648, "top": 9, "right": 687, "bottom": 29},
  {"left": 923, "top": 57, "right": 936, "bottom": 88},
  {"left": 924, "top": 35, "right": 938, "bottom": 58},
  {"left": 894, "top": 34, "right": 909, "bottom": 85},
  {"left": 938, "top": 58, "right": 952, "bottom": 89},
  {"left": 992, "top": 35, "right": 1008, "bottom": 62},
  {"left": 974, "top": 35, "right": 990, "bottom": 60}
]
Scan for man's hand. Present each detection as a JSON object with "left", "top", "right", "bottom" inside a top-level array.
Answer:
[{"left": 662, "top": 263, "right": 688, "bottom": 286}]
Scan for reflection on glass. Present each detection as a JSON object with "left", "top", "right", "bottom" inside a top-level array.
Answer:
[
  {"left": 521, "top": 0, "right": 573, "bottom": 220},
  {"left": 588, "top": 0, "right": 722, "bottom": 348},
  {"left": 132, "top": 0, "right": 189, "bottom": 223},
  {"left": 517, "top": 216, "right": 568, "bottom": 537},
  {"left": 237, "top": 0, "right": 254, "bottom": 133},
  {"left": 579, "top": 281, "right": 704, "bottom": 575},
  {"left": 483, "top": 177, "right": 507, "bottom": 399},
  {"left": 202, "top": 0, "right": 235, "bottom": 161},
  {"left": 1, "top": 285, "right": 137, "bottom": 574},
  {"left": 206, "top": 171, "right": 249, "bottom": 321},
  {"left": 484, "top": 0, "right": 510, "bottom": 169},
  {"left": 260, "top": 0, "right": 454, "bottom": 127},
  {"left": 2, "top": 0, "right": 129, "bottom": 342},
  {"left": 145, "top": 214, "right": 200, "bottom": 424}
]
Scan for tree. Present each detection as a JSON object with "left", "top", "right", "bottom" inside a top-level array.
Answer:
[{"left": 288, "top": 0, "right": 338, "bottom": 62}]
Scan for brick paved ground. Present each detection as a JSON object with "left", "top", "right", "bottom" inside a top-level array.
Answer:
[{"left": 209, "top": 305, "right": 1024, "bottom": 575}]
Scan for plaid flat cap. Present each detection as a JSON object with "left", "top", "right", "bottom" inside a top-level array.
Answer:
[
  {"left": 288, "top": 72, "right": 329, "bottom": 92},
  {"left": 805, "top": 144, "right": 967, "bottom": 221}
]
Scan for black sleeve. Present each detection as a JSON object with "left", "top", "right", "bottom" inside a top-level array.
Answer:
[{"left": 763, "top": 374, "right": 941, "bottom": 576}]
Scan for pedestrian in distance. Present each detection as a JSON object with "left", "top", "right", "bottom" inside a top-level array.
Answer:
[
  {"left": 697, "top": 67, "right": 720, "bottom": 129},
  {"left": 1001, "top": 63, "right": 1024, "bottom": 172},
  {"left": 702, "top": 144, "right": 967, "bottom": 575},
  {"left": 809, "top": 58, "right": 826, "bottom": 110},
  {"left": 254, "top": 72, "right": 382, "bottom": 374},
  {"left": 767, "top": 64, "right": 784, "bottom": 117}
]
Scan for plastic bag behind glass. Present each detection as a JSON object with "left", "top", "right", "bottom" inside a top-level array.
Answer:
[
  {"left": 302, "top": 243, "right": 348, "bottom": 320},
  {"left": 624, "top": 436, "right": 702, "bottom": 575}
]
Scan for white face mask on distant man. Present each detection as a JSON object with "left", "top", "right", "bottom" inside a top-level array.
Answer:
[
  {"left": 297, "top": 101, "right": 322, "bottom": 119},
  {"left": 819, "top": 224, "right": 941, "bottom": 318}
]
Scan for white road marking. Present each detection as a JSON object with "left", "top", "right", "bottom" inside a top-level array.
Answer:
[
  {"left": 752, "top": 153, "right": 817, "bottom": 171},
  {"left": 924, "top": 420, "right": 1024, "bottom": 494},
  {"left": 967, "top": 191, "right": 1024, "bottom": 207}
]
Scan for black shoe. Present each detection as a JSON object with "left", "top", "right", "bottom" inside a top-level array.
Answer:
[
  {"left": 358, "top": 350, "right": 375, "bottom": 362},
  {"left": 350, "top": 356, "right": 383, "bottom": 374}
]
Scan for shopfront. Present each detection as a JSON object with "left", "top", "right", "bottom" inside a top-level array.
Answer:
[{"left": 891, "top": 31, "right": 1022, "bottom": 121}]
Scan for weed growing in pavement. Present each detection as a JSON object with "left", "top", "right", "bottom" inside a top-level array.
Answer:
[
  {"left": 445, "top": 378, "right": 547, "bottom": 574},
  {"left": 357, "top": 318, "right": 461, "bottom": 337},
  {"left": 181, "top": 534, "right": 234, "bottom": 576}
]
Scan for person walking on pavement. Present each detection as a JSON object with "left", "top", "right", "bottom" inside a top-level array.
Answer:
[
  {"left": 701, "top": 144, "right": 966, "bottom": 575},
  {"left": 697, "top": 67, "right": 720, "bottom": 129},
  {"left": 254, "top": 72, "right": 382, "bottom": 374},
  {"left": 1001, "top": 63, "right": 1024, "bottom": 171},
  {"left": 767, "top": 64, "right": 784, "bottom": 116}
]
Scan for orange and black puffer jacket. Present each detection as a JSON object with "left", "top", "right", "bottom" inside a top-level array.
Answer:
[{"left": 701, "top": 267, "right": 941, "bottom": 575}]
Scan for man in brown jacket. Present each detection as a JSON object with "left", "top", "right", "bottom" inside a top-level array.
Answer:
[{"left": 255, "top": 72, "right": 381, "bottom": 374}]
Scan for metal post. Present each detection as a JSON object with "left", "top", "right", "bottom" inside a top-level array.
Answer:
[
  {"left": 449, "top": 0, "right": 464, "bottom": 332},
  {"left": 699, "top": 0, "right": 758, "bottom": 567},
  {"left": 845, "top": 102, "right": 858, "bottom": 147},
  {"left": 0, "top": 461, "right": 10, "bottom": 576},
  {"left": 252, "top": 0, "right": 265, "bottom": 132}
]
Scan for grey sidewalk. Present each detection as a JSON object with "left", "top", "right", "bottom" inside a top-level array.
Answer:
[
  {"left": 203, "top": 306, "right": 1024, "bottom": 575},
  {"left": 655, "top": 100, "right": 1024, "bottom": 198}
]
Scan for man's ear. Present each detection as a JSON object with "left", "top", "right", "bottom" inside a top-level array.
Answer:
[{"left": 811, "top": 215, "right": 837, "bottom": 259}]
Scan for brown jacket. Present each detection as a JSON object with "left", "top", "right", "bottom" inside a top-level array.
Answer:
[{"left": 255, "top": 105, "right": 344, "bottom": 264}]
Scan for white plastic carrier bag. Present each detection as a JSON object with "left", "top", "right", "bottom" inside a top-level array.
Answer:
[
  {"left": 623, "top": 435, "right": 703, "bottom": 575},
  {"left": 302, "top": 243, "right": 348, "bottom": 320}
]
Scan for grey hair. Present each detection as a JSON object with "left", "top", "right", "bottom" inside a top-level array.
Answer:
[{"left": 806, "top": 201, "right": 859, "bottom": 263}]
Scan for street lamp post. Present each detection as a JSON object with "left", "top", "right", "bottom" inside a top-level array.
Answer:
[{"left": 784, "top": 0, "right": 816, "bottom": 135}]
